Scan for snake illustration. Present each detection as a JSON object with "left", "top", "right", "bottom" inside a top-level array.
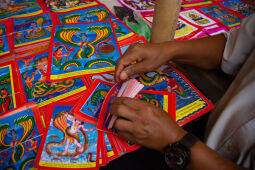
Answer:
[
  {"left": 24, "top": 16, "right": 47, "bottom": 40},
  {"left": 138, "top": 70, "right": 166, "bottom": 86},
  {"left": 60, "top": 60, "right": 82, "bottom": 71},
  {"left": 137, "top": 93, "right": 160, "bottom": 107},
  {"left": 85, "top": 9, "right": 109, "bottom": 21},
  {"left": 91, "top": 89, "right": 108, "bottom": 106},
  {"left": 32, "top": 79, "right": 75, "bottom": 98},
  {"left": 45, "top": 111, "right": 95, "bottom": 157},
  {"left": 55, "top": 25, "right": 112, "bottom": 60}
]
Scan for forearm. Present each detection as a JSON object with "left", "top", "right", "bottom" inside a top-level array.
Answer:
[
  {"left": 187, "top": 140, "right": 247, "bottom": 170},
  {"left": 162, "top": 34, "right": 226, "bottom": 69}
]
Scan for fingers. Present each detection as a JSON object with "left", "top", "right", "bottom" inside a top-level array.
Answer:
[
  {"left": 109, "top": 100, "right": 137, "bottom": 121},
  {"left": 114, "top": 118, "right": 133, "bottom": 132},
  {"left": 111, "top": 97, "right": 146, "bottom": 112},
  {"left": 121, "top": 61, "right": 150, "bottom": 79},
  {"left": 115, "top": 43, "right": 143, "bottom": 82}
]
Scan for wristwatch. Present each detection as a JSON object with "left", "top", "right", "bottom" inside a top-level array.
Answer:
[{"left": 164, "top": 133, "right": 198, "bottom": 170}]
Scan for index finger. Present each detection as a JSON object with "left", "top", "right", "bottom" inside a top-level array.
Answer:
[
  {"left": 109, "top": 99, "right": 137, "bottom": 121},
  {"left": 115, "top": 43, "right": 141, "bottom": 82},
  {"left": 111, "top": 97, "right": 147, "bottom": 111}
]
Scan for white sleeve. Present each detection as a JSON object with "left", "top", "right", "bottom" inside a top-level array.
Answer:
[{"left": 221, "top": 14, "right": 255, "bottom": 75}]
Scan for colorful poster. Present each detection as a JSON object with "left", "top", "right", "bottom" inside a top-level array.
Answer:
[
  {"left": 198, "top": 4, "right": 242, "bottom": 28},
  {"left": 97, "top": 83, "right": 176, "bottom": 133},
  {"left": 56, "top": 4, "right": 136, "bottom": 41},
  {"left": 0, "top": 102, "right": 44, "bottom": 170},
  {"left": 118, "top": 0, "right": 155, "bottom": 13},
  {"left": 103, "top": 132, "right": 118, "bottom": 161},
  {"left": 72, "top": 79, "right": 113, "bottom": 124},
  {"left": 220, "top": 0, "right": 255, "bottom": 17},
  {"left": 48, "top": 21, "right": 122, "bottom": 81},
  {"left": 181, "top": 0, "right": 212, "bottom": 7},
  {"left": 143, "top": 14, "right": 203, "bottom": 40},
  {"left": 0, "top": 0, "right": 43, "bottom": 20},
  {"left": 44, "top": 0, "right": 98, "bottom": 12},
  {"left": 12, "top": 12, "right": 54, "bottom": 48},
  {"left": 0, "top": 21, "right": 11, "bottom": 56},
  {"left": 180, "top": 8, "right": 217, "bottom": 27},
  {"left": 15, "top": 51, "right": 88, "bottom": 108},
  {"left": 174, "top": 18, "right": 202, "bottom": 40},
  {"left": 36, "top": 104, "right": 99, "bottom": 169},
  {"left": 0, "top": 61, "right": 21, "bottom": 114},
  {"left": 134, "top": 64, "right": 214, "bottom": 126}
]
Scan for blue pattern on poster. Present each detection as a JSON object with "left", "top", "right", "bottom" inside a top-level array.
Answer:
[
  {"left": 39, "top": 105, "right": 98, "bottom": 167},
  {"left": 221, "top": 0, "right": 255, "bottom": 17},
  {"left": 13, "top": 13, "right": 53, "bottom": 47},
  {"left": 0, "top": 0, "right": 42, "bottom": 20},
  {"left": 0, "top": 23, "right": 10, "bottom": 55},
  {"left": 16, "top": 51, "right": 86, "bottom": 105},
  {"left": 0, "top": 65, "right": 14, "bottom": 114},
  {"left": 80, "top": 83, "right": 111, "bottom": 119},
  {"left": 0, "top": 107, "right": 41, "bottom": 170},
  {"left": 199, "top": 5, "right": 242, "bottom": 27},
  {"left": 50, "top": 21, "right": 121, "bottom": 78},
  {"left": 57, "top": 5, "right": 133, "bottom": 39}
]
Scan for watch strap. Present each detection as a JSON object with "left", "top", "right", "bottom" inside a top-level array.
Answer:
[{"left": 179, "top": 133, "right": 198, "bottom": 149}]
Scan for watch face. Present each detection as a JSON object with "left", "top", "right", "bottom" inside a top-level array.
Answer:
[{"left": 164, "top": 143, "right": 190, "bottom": 170}]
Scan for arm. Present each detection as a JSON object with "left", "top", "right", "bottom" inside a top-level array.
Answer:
[
  {"left": 110, "top": 97, "right": 247, "bottom": 170},
  {"left": 115, "top": 34, "right": 226, "bottom": 81}
]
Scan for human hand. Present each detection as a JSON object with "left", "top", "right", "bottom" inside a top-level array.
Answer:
[
  {"left": 115, "top": 42, "right": 172, "bottom": 82},
  {"left": 109, "top": 97, "right": 187, "bottom": 152}
]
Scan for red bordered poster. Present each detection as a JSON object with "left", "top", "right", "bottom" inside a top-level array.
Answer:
[
  {"left": 216, "top": 0, "right": 253, "bottom": 18},
  {"left": 142, "top": 13, "right": 203, "bottom": 40},
  {"left": 0, "top": 60, "right": 24, "bottom": 114},
  {"left": 101, "top": 132, "right": 119, "bottom": 163},
  {"left": 11, "top": 11, "right": 57, "bottom": 51},
  {"left": 0, "top": 102, "right": 44, "bottom": 169},
  {"left": 47, "top": 20, "right": 122, "bottom": 81},
  {"left": 0, "top": 0, "right": 45, "bottom": 21},
  {"left": 167, "top": 63, "right": 214, "bottom": 126},
  {"left": 42, "top": 0, "right": 99, "bottom": 13},
  {"left": 35, "top": 102, "right": 100, "bottom": 170},
  {"left": 128, "top": 63, "right": 214, "bottom": 126},
  {"left": 53, "top": 3, "right": 137, "bottom": 42},
  {"left": 97, "top": 131, "right": 108, "bottom": 166},
  {"left": 0, "top": 19, "right": 14, "bottom": 57},
  {"left": 179, "top": 8, "right": 218, "bottom": 28},
  {"left": 117, "top": 0, "right": 155, "bottom": 14},
  {"left": 181, "top": 0, "right": 213, "bottom": 8},
  {"left": 72, "top": 79, "right": 114, "bottom": 125},
  {"left": 196, "top": 3, "right": 243, "bottom": 29},
  {"left": 15, "top": 50, "right": 89, "bottom": 108}
]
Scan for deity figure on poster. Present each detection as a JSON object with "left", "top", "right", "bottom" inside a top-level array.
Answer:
[
  {"left": 0, "top": 87, "right": 12, "bottom": 113},
  {"left": 45, "top": 111, "right": 96, "bottom": 157}
]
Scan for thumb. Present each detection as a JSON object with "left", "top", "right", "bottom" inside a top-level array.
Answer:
[{"left": 120, "top": 62, "right": 146, "bottom": 81}]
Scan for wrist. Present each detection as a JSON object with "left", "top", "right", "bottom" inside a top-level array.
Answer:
[
  {"left": 169, "top": 128, "right": 187, "bottom": 146},
  {"left": 164, "top": 132, "right": 199, "bottom": 170},
  {"left": 161, "top": 41, "right": 183, "bottom": 63},
  {"left": 160, "top": 127, "right": 187, "bottom": 152}
]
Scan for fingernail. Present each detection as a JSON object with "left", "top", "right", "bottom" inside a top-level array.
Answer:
[{"left": 120, "top": 72, "right": 128, "bottom": 80}]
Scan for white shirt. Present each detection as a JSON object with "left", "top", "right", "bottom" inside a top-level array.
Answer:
[{"left": 205, "top": 14, "right": 255, "bottom": 169}]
